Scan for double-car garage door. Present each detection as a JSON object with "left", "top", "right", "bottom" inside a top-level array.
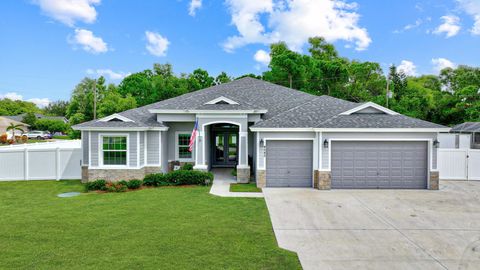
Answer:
[{"left": 265, "top": 140, "right": 428, "bottom": 189}]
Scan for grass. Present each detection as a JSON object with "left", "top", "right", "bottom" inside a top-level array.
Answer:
[
  {"left": 53, "top": 135, "right": 70, "bottom": 140},
  {"left": 230, "top": 183, "right": 262, "bottom": 193},
  {"left": 0, "top": 181, "right": 300, "bottom": 270}
]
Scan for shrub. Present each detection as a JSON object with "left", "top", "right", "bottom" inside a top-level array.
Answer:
[
  {"left": 105, "top": 182, "right": 127, "bottom": 192},
  {"left": 143, "top": 173, "right": 166, "bottom": 186},
  {"left": 180, "top": 163, "right": 194, "bottom": 171},
  {"left": 0, "top": 133, "right": 7, "bottom": 144},
  {"left": 85, "top": 179, "right": 107, "bottom": 191},
  {"left": 164, "top": 170, "right": 213, "bottom": 186},
  {"left": 126, "top": 179, "right": 143, "bottom": 189}
]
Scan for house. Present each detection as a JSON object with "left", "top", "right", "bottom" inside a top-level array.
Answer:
[
  {"left": 450, "top": 122, "right": 480, "bottom": 149},
  {"left": 0, "top": 116, "right": 29, "bottom": 137},
  {"left": 2, "top": 113, "right": 68, "bottom": 124},
  {"left": 73, "top": 78, "right": 449, "bottom": 190}
]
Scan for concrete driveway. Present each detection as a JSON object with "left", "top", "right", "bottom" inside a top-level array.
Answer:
[{"left": 263, "top": 181, "right": 480, "bottom": 270}]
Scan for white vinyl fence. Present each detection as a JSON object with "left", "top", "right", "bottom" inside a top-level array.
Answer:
[
  {"left": 438, "top": 148, "right": 480, "bottom": 181},
  {"left": 0, "top": 140, "right": 82, "bottom": 181}
]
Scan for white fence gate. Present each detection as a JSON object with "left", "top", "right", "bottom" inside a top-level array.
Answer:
[
  {"left": 0, "top": 140, "right": 82, "bottom": 181},
  {"left": 438, "top": 148, "right": 480, "bottom": 181}
]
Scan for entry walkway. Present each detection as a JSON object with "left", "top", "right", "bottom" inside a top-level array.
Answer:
[{"left": 209, "top": 168, "right": 264, "bottom": 198}]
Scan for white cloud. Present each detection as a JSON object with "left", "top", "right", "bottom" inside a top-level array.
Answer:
[
  {"left": 145, "top": 31, "right": 170, "bottom": 57},
  {"left": 223, "top": 0, "right": 371, "bottom": 52},
  {"left": 189, "top": 0, "right": 202, "bottom": 16},
  {"left": 253, "top": 49, "right": 271, "bottom": 66},
  {"left": 432, "top": 58, "right": 456, "bottom": 73},
  {"left": 86, "top": 69, "right": 130, "bottom": 80},
  {"left": 397, "top": 60, "right": 417, "bottom": 76},
  {"left": 70, "top": 28, "right": 108, "bottom": 54},
  {"left": 394, "top": 19, "right": 422, "bottom": 33},
  {"left": 433, "top": 15, "right": 461, "bottom": 38},
  {"left": 0, "top": 92, "right": 50, "bottom": 108},
  {"left": 27, "top": 98, "right": 51, "bottom": 108},
  {"left": 33, "top": 0, "right": 100, "bottom": 27},
  {"left": 457, "top": 0, "right": 480, "bottom": 35}
]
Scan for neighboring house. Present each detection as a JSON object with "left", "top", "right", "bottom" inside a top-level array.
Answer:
[
  {"left": 2, "top": 113, "right": 68, "bottom": 123},
  {"left": 450, "top": 122, "right": 480, "bottom": 149},
  {"left": 0, "top": 116, "right": 29, "bottom": 136},
  {"left": 73, "top": 78, "right": 449, "bottom": 190}
]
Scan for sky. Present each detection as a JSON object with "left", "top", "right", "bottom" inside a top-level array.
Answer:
[{"left": 0, "top": 0, "right": 479, "bottom": 107}]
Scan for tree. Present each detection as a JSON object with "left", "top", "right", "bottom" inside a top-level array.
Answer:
[
  {"left": 389, "top": 65, "right": 407, "bottom": 100},
  {"left": 0, "top": 99, "right": 40, "bottom": 116},
  {"left": 215, "top": 72, "right": 232, "bottom": 85},
  {"left": 6, "top": 123, "right": 24, "bottom": 143},
  {"left": 35, "top": 119, "right": 68, "bottom": 134},
  {"left": 308, "top": 37, "right": 339, "bottom": 61},
  {"left": 22, "top": 112, "right": 37, "bottom": 129},
  {"left": 98, "top": 90, "right": 137, "bottom": 118},
  {"left": 188, "top": 69, "right": 215, "bottom": 91},
  {"left": 44, "top": 100, "right": 69, "bottom": 116}
]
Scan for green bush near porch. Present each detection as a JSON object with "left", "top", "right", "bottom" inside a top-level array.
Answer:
[
  {"left": 144, "top": 170, "right": 213, "bottom": 187},
  {"left": 0, "top": 180, "right": 300, "bottom": 269}
]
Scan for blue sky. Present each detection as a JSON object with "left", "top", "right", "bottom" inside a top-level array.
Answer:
[{"left": 0, "top": 0, "right": 479, "bottom": 107}]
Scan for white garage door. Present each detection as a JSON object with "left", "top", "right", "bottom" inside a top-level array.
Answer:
[
  {"left": 266, "top": 140, "right": 313, "bottom": 187},
  {"left": 331, "top": 141, "right": 428, "bottom": 189}
]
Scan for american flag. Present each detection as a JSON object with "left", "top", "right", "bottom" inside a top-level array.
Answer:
[{"left": 188, "top": 119, "right": 198, "bottom": 152}]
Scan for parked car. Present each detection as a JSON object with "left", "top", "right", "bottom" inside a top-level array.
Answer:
[{"left": 26, "top": 130, "right": 52, "bottom": 140}]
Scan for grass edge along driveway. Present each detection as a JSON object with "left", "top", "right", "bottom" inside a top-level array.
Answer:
[{"left": 0, "top": 180, "right": 301, "bottom": 270}]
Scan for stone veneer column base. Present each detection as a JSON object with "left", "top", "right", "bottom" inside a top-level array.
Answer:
[
  {"left": 429, "top": 171, "right": 439, "bottom": 190},
  {"left": 314, "top": 170, "right": 331, "bottom": 190},
  {"left": 82, "top": 166, "right": 162, "bottom": 182},
  {"left": 256, "top": 170, "right": 266, "bottom": 188},
  {"left": 236, "top": 166, "right": 250, "bottom": 183}
]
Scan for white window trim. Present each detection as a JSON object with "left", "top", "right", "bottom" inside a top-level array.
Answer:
[
  {"left": 98, "top": 113, "right": 134, "bottom": 122},
  {"left": 339, "top": 102, "right": 399, "bottom": 116},
  {"left": 98, "top": 133, "right": 130, "bottom": 169},
  {"left": 204, "top": 96, "right": 239, "bottom": 105},
  {"left": 175, "top": 131, "right": 194, "bottom": 162}
]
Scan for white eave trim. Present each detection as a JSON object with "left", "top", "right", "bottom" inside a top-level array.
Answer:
[
  {"left": 339, "top": 102, "right": 399, "bottom": 116},
  {"left": 73, "top": 127, "right": 169, "bottom": 131},
  {"left": 204, "top": 96, "right": 239, "bottom": 105},
  {"left": 148, "top": 109, "right": 268, "bottom": 114},
  {"left": 249, "top": 127, "right": 451, "bottom": 132},
  {"left": 98, "top": 113, "right": 134, "bottom": 122}
]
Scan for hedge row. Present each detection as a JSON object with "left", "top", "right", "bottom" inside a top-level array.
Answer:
[{"left": 86, "top": 168, "right": 213, "bottom": 192}]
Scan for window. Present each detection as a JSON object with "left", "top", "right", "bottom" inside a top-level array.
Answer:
[
  {"left": 102, "top": 136, "right": 127, "bottom": 165},
  {"left": 177, "top": 133, "right": 192, "bottom": 160},
  {"left": 475, "top": 133, "right": 480, "bottom": 144}
]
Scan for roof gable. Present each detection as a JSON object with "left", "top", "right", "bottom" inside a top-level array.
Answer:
[
  {"left": 99, "top": 114, "right": 134, "bottom": 123},
  {"left": 204, "top": 96, "right": 239, "bottom": 105}
]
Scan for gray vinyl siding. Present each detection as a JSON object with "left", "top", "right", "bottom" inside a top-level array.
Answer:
[
  {"left": 139, "top": 131, "right": 145, "bottom": 166},
  {"left": 146, "top": 131, "right": 160, "bottom": 165},
  {"left": 82, "top": 131, "right": 89, "bottom": 165},
  {"left": 91, "top": 131, "right": 99, "bottom": 166},
  {"left": 129, "top": 132, "right": 137, "bottom": 167},
  {"left": 161, "top": 131, "right": 168, "bottom": 172}
]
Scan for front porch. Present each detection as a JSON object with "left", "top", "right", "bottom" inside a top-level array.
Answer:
[
  {"left": 209, "top": 168, "right": 263, "bottom": 198},
  {"left": 192, "top": 120, "right": 253, "bottom": 183}
]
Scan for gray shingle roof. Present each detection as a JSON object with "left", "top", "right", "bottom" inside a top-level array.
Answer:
[
  {"left": 73, "top": 77, "right": 446, "bottom": 130},
  {"left": 451, "top": 122, "right": 480, "bottom": 133}
]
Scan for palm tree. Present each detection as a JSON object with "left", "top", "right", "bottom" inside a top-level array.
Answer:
[{"left": 6, "top": 123, "right": 24, "bottom": 143}]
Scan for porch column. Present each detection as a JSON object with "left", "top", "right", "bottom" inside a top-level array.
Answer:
[
  {"left": 193, "top": 126, "right": 208, "bottom": 171},
  {"left": 237, "top": 130, "right": 250, "bottom": 183}
]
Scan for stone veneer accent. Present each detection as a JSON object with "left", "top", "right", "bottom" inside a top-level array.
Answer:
[
  {"left": 429, "top": 171, "right": 439, "bottom": 190},
  {"left": 236, "top": 166, "right": 250, "bottom": 183},
  {"left": 81, "top": 166, "right": 162, "bottom": 183},
  {"left": 256, "top": 170, "right": 266, "bottom": 188},
  {"left": 314, "top": 170, "right": 331, "bottom": 190}
]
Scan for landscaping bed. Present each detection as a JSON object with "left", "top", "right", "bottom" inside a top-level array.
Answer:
[{"left": 0, "top": 180, "right": 299, "bottom": 269}]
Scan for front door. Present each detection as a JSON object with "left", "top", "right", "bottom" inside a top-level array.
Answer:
[{"left": 212, "top": 126, "right": 238, "bottom": 167}]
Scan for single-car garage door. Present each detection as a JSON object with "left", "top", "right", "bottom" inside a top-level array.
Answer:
[
  {"left": 331, "top": 141, "right": 428, "bottom": 189},
  {"left": 266, "top": 140, "right": 313, "bottom": 187}
]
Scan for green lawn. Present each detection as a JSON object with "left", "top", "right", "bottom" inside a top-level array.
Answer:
[
  {"left": 230, "top": 183, "right": 262, "bottom": 193},
  {"left": 0, "top": 181, "right": 300, "bottom": 270}
]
